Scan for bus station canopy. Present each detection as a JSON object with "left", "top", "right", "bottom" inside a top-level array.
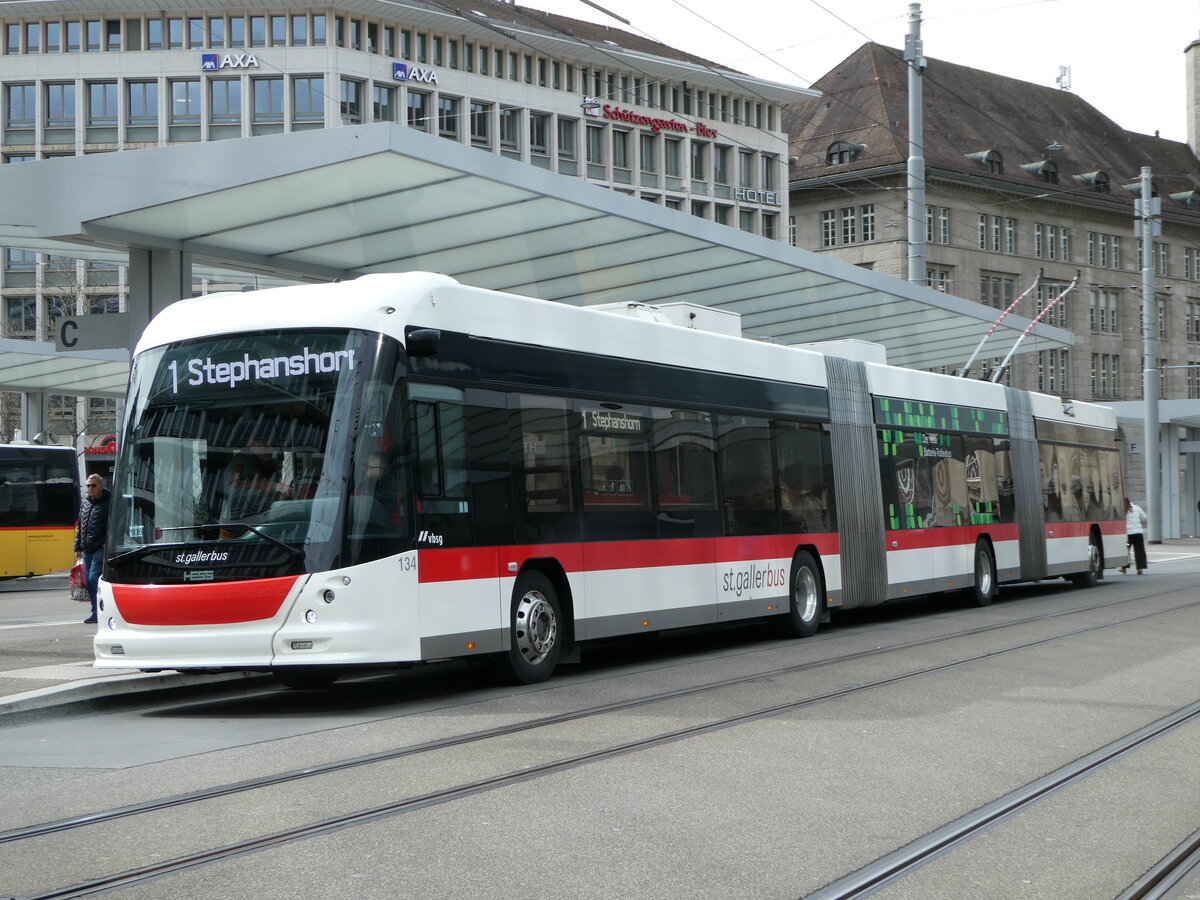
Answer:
[{"left": 0, "top": 123, "right": 1070, "bottom": 398}]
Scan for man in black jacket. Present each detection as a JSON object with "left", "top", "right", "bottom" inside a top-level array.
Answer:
[{"left": 74, "top": 474, "right": 110, "bottom": 624}]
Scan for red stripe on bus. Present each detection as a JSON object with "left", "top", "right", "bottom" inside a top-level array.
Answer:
[
  {"left": 884, "top": 523, "right": 1021, "bottom": 549},
  {"left": 1045, "top": 520, "right": 1124, "bottom": 538},
  {"left": 0, "top": 525, "right": 75, "bottom": 532},
  {"left": 111, "top": 575, "right": 300, "bottom": 625},
  {"left": 417, "top": 534, "right": 842, "bottom": 584}
]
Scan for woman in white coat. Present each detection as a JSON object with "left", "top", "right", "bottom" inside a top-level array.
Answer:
[{"left": 1119, "top": 497, "right": 1148, "bottom": 574}]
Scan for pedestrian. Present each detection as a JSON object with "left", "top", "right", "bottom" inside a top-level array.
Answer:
[
  {"left": 74, "top": 474, "right": 111, "bottom": 624},
  {"left": 1118, "top": 496, "right": 1149, "bottom": 575}
]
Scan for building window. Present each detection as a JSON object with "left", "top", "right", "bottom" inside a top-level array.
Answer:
[
  {"left": 557, "top": 118, "right": 577, "bottom": 172},
  {"left": 738, "top": 151, "right": 753, "bottom": 188},
  {"left": 169, "top": 79, "right": 201, "bottom": 123},
  {"left": 438, "top": 96, "right": 460, "bottom": 139},
  {"left": 126, "top": 81, "right": 158, "bottom": 126},
  {"left": 821, "top": 210, "right": 836, "bottom": 248},
  {"left": 840, "top": 207, "right": 856, "bottom": 244},
  {"left": 45, "top": 83, "right": 76, "bottom": 128},
  {"left": 529, "top": 112, "right": 549, "bottom": 160},
  {"left": 1036, "top": 283, "right": 1069, "bottom": 328},
  {"left": 373, "top": 85, "right": 397, "bottom": 122},
  {"left": 469, "top": 101, "right": 491, "bottom": 147},
  {"left": 340, "top": 78, "right": 363, "bottom": 125},
  {"left": 208, "top": 78, "right": 240, "bottom": 124},
  {"left": 664, "top": 138, "right": 681, "bottom": 181},
  {"left": 1090, "top": 289, "right": 1119, "bottom": 333},
  {"left": 1091, "top": 353, "right": 1120, "bottom": 398},
  {"left": 927, "top": 266, "right": 952, "bottom": 292},
  {"left": 688, "top": 140, "right": 704, "bottom": 187},
  {"left": 586, "top": 123, "right": 605, "bottom": 176},
  {"left": 87, "top": 81, "right": 118, "bottom": 125},
  {"left": 825, "top": 140, "right": 863, "bottom": 165},
  {"left": 498, "top": 107, "right": 519, "bottom": 155},
  {"left": 6, "top": 83, "right": 35, "bottom": 127},
  {"left": 980, "top": 273, "right": 1015, "bottom": 310},
  {"left": 4, "top": 296, "right": 36, "bottom": 338},
  {"left": 860, "top": 204, "right": 875, "bottom": 242},
  {"left": 1188, "top": 301, "right": 1200, "bottom": 343},
  {"left": 406, "top": 89, "right": 429, "bottom": 131},
  {"left": 1038, "top": 349, "right": 1068, "bottom": 395},
  {"left": 926, "top": 206, "right": 949, "bottom": 244},
  {"left": 252, "top": 77, "right": 284, "bottom": 125},
  {"left": 1155, "top": 242, "right": 1169, "bottom": 277},
  {"left": 270, "top": 15, "right": 286, "bottom": 46},
  {"left": 292, "top": 76, "right": 324, "bottom": 124}
]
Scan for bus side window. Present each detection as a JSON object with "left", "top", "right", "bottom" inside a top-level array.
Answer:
[
  {"left": 774, "top": 420, "right": 833, "bottom": 533},
  {"left": 717, "top": 415, "right": 777, "bottom": 536},
  {"left": 513, "top": 394, "right": 579, "bottom": 544},
  {"left": 654, "top": 408, "right": 720, "bottom": 539},
  {"left": 411, "top": 391, "right": 469, "bottom": 513}
]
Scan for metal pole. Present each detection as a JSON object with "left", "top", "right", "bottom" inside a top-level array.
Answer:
[
  {"left": 904, "top": 3, "right": 925, "bottom": 285},
  {"left": 1140, "top": 166, "right": 1161, "bottom": 543}
]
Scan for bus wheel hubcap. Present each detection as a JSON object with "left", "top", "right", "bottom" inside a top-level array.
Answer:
[
  {"left": 795, "top": 568, "right": 818, "bottom": 622},
  {"left": 515, "top": 591, "right": 556, "bottom": 664}
]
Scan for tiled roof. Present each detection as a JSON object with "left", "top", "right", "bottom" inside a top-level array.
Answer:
[
  {"left": 440, "top": 0, "right": 733, "bottom": 71},
  {"left": 786, "top": 42, "right": 1200, "bottom": 212}
]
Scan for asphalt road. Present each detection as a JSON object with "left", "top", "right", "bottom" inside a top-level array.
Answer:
[{"left": 2, "top": 551, "right": 1200, "bottom": 899}]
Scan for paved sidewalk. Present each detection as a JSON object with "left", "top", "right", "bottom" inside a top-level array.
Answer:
[{"left": 3, "top": 538, "right": 1200, "bottom": 719}]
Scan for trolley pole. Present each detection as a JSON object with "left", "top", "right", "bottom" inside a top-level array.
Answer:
[
  {"left": 904, "top": 3, "right": 926, "bottom": 285},
  {"left": 1138, "top": 166, "right": 1162, "bottom": 543}
]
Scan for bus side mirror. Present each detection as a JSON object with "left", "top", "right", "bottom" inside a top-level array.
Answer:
[{"left": 406, "top": 329, "right": 441, "bottom": 357}]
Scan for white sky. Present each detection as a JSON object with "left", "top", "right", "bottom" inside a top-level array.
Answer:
[{"left": 527, "top": 0, "right": 1197, "bottom": 143}]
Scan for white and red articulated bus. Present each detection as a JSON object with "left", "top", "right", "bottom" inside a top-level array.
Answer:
[{"left": 95, "top": 272, "right": 1124, "bottom": 687}]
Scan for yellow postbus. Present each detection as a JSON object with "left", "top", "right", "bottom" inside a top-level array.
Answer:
[{"left": 0, "top": 444, "right": 80, "bottom": 578}]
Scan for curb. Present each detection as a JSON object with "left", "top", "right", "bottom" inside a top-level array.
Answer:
[{"left": 0, "top": 669, "right": 268, "bottom": 721}]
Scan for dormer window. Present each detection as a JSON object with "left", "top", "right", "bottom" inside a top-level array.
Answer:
[
  {"left": 1170, "top": 190, "right": 1200, "bottom": 210},
  {"left": 967, "top": 149, "right": 1003, "bottom": 174},
  {"left": 825, "top": 140, "right": 864, "bottom": 165},
  {"left": 1021, "top": 159, "right": 1059, "bottom": 184},
  {"left": 1074, "top": 171, "right": 1110, "bottom": 193}
]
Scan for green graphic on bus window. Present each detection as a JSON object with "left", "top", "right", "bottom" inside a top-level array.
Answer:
[
  {"left": 879, "top": 426, "right": 1008, "bottom": 530},
  {"left": 875, "top": 397, "right": 1008, "bottom": 436}
]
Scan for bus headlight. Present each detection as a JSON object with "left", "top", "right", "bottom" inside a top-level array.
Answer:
[
  {"left": 304, "top": 609, "right": 317, "bottom": 624},
  {"left": 322, "top": 589, "right": 335, "bottom": 603}
]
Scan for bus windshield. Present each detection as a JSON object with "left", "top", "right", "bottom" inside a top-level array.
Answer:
[{"left": 107, "top": 329, "right": 409, "bottom": 583}]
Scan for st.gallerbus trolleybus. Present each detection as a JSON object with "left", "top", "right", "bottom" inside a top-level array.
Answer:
[{"left": 95, "top": 272, "right": 1123, "bottom": 686}]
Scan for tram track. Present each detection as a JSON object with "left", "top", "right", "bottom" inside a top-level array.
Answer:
[
  {"left": 0, "top": 584, "right": 1191, "bottom": 848},
  {"left": 807, "top": 700, "right": 1200, "bottom": 899},
  {"left": 5, "top": 585, "right": 1200, "bottom": 899},
  {"left": 1117, "top": 826, "right": 1200, "bottom": 900}
]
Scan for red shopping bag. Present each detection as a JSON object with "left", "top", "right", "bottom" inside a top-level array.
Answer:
[{"left": 69, "top": 563, "right": 89, "bottom": 602}]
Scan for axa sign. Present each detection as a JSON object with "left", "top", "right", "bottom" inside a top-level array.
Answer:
[
  {"left": 393, "top": 63, "right": 438, "bottom": 84},
  {"left": 201, "top": 53, "right": 259, "bottom": 70}
]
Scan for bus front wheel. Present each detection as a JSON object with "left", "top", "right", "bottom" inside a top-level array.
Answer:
[{"left": 499, "top": 571, "right": 562, "bottom": 684}]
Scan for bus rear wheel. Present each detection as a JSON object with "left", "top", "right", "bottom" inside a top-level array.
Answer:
[
  {"left": 1070, "top": 534, "right": 1103, "bottom": 587},
  {"left": 499, "top": 571, "right": 562, "bottom": 684},
  {"left": 967, "top": 541, "right": 997, "bottom": 607},
  {"left": 780, "top": 550, "right": 823, "bottom": 638}
]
